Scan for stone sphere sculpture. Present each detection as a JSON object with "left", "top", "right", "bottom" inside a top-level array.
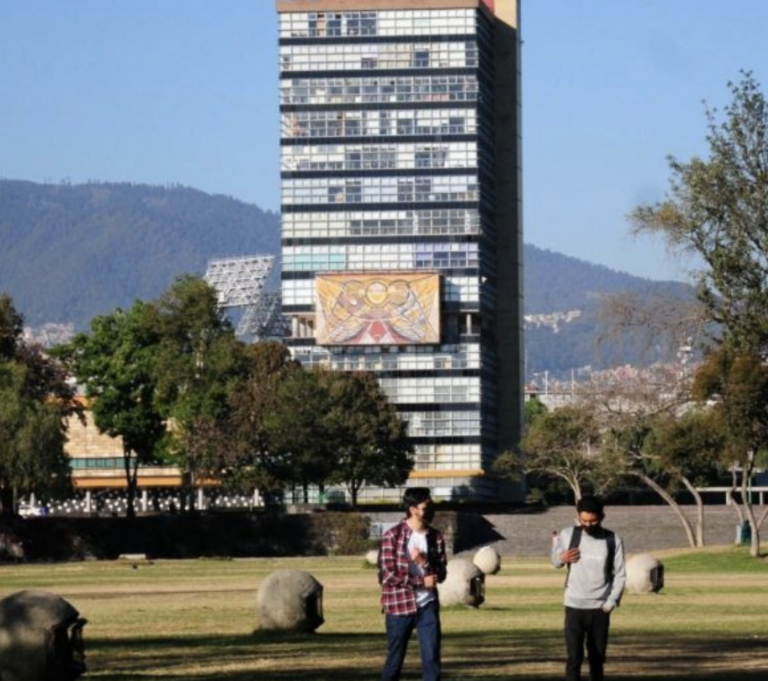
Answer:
[
  {"left": 626, "top": 553, "right": 665, "bottom": 594},
  {"left": 0, "top": 590, "right": 87, "bottom": 681},
  {"left": 256, "top": 569, "right": 325, "bottom": 632},
  {"left": 473, "top": 545, "right": 502, "bottom": 575},
  {"left": 439, "top": 558, "right": 485, "bottom": 608},
  {"left": 365, "top": 549, "right": 379, "bottom": 566}
]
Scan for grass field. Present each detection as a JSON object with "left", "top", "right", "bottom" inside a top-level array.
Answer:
[{"left": 1, "top": 546, "right": 766, "bottom": 680}]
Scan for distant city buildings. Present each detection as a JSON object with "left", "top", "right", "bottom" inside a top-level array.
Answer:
[
  {"left": 276, "top": 0, "right": 524, "bottom": 501},
  {"left": 525, "top": 309, "right": 582, "bottom": 333}
]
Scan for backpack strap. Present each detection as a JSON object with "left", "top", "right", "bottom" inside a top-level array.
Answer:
[
  {"left": 604, "top": 530, "right": 616, "bottom": 585},
  {"left": 565, "top": 526, "right": 616, "bottom": 587},
  {"left": 564, "top": 526, "right": 582, "bottom": 587},
  {"left": 568, "top": 525, "right": 583, "bottom": 551}
]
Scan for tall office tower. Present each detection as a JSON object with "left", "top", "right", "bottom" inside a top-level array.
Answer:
[{"left": 276, "top": 0, "right": 523, "bottom": 501}]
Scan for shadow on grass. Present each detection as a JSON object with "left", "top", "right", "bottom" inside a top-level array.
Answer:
[{"left": 85, "top": 629, "right": 768, "bottom": 681}]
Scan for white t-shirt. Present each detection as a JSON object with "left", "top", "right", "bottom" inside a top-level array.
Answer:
[{"left": 407, "top": 529, "right": 436, "bottom": 608}]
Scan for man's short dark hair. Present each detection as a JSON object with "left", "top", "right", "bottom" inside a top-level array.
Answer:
[
  {"left": 403, "top": 487, "right": 432, "bottom": 515},
  {"left": 576, "top": 495, "right": 604, "bottom": 518}
]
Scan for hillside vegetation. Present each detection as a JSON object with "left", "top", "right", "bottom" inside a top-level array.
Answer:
[{"left": 0, "top": 180, "right": 279, "bottom": 329}]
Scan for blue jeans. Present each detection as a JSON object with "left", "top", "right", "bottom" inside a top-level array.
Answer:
[{"left": 382, "top": 601, "right": 441, "bottom": 681}]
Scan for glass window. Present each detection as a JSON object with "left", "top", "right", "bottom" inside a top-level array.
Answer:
[{"left": 413, "top": 50, "right": 430, "bottom": 68}]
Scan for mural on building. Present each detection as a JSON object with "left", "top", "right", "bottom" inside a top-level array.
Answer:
[{"left": 315, "top": 272, "right": 440, "bottom": 346}]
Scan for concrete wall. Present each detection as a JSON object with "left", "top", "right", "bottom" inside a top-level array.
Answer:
[{"left": 368, "top": 505, "right": 760, "bottom": 557}]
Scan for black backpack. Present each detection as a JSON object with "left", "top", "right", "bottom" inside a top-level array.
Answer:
[{"left": 565, "top": 525, "right": 616, "bottom": 586}]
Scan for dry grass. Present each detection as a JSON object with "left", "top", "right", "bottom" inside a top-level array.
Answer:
[{"left": 0, "top": 548, "right": 766, "bottom": 680}]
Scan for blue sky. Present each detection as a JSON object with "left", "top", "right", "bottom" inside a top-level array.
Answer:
[{"left": 2, "top": 0, "right": 768, "bottom": 282}]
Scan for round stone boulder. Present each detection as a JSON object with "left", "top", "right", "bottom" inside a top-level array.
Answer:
[
  {"left": 439, "top": 558, "right": 485, "bottom": 608},
  {"left": 256, "top": 569, "right": 325, "bottom": 632},
  {"left": 626, "top": 553, "right": 664, "bottom": 594},
  {"left": 473, "top": 545, "right": 502, "bottom": 575},
  {"left": 0, "top": 590, "right": 87, "bottom": 681}
]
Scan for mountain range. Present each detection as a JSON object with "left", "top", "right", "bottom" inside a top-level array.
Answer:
[{"left": 0, "top": 179, "right": 694, "bottom": 378}]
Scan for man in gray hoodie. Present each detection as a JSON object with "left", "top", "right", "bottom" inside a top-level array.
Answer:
[{"left": 551, "top": 496, "right": 626, "bottom": 681}]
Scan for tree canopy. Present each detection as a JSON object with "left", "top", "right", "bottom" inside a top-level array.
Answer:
[
  {"left": 56, "top": 301, "right": 166, "bottom": 517},
  {"left": 0, "top": 295, "right": 77, "bottom": 513},
  {"left": 630, "top": 72, "right": 768, "bottom": 354}
]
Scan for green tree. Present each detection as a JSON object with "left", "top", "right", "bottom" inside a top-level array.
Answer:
[
  {"left": 0, "top": 296, "right": 76, "bottom": 513},
  {"left": 631, "top": 73, "right": 768, "bottom": 556},
  {"left": 261, "top": 367, "right": 338, "bottom": 503},
  {"left": 579, "top": 366, "right": 717, "bottom": 548},
  {"left": 497, "top": 404, "right": 604, "bottom": 503},
  {"left": 623, "top": 410, "right": 722, "bottom": 548},
  {"left": 56, "top": 301, "right": 166, "bottom": 518},
  {"left": 323, "top": 371, "right": 413, "bottom": 507},
  {"left": 693, "top": 349, "right": 768, "bottom": 556},
  {"left": 0, "top": 294, "right": 23, "bottom": 360},
  {"left": 222, "top": 341, "right": 298, "bottom": 503},
  {"left": 493, "top": 397, "right": 548, "bottom": 500},
  {"left": 150, "top": 275, "right": 244, "bottom": 512},
  {"left": 524, "top": 395, "right": 548, "bottom": 427},
  {"left": 630, "top": 72, "right": 768, "bottom": 351}
]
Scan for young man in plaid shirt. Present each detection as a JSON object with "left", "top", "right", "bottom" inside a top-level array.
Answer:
[{"left": 379, "top": 487, "right": 447, "bottom": 681}]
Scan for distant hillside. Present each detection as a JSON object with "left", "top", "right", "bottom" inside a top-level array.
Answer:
[
  {"left": 0, "top": 179, "right": 695, "bottom": 377},
  {"left": 0, "top": 180, "right": 279, "bottom": 329},
  {"left": 523, "top": 247, "right": 695, "bottom": 379},
  {"left": 524, "top": 246, "right": 691, "bottom": 315}
]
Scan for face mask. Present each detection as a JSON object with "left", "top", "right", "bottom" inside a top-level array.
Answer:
[
  {"left": 582, "top": 524, "right": 600, "bottom": 536},
  {"left": 423, "top": 506, "right": 435, "bottom": 523}
]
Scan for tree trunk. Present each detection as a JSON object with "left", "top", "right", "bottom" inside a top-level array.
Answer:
[
  {"left": 757, "top": 505, "right": 768, "bottom": 530},
  {"left": 726, "top": 488, "right": 745, "bottom": 523},
  {"left": 681, "top": 477, "right": 706, "bottom": 547},
  {"left": 556, "top": 472, "right": 581, "bottom": 504},
  {"left": 740, "top": 472, "right": 761, "bottom": 558},
  {"left": 633, "top": 471, "right": 698, "bottom": 547},
  {"left": 727, "top": 467, "right": 745, "bottom": 524}
]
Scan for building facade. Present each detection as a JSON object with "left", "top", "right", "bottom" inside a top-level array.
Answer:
[{"left": 276, "top": 0, "right": 523, "bottom": 501}]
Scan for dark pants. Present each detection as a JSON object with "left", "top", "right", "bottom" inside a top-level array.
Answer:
[
  {"left": 382, "top": 601, "right": 441, "bottom": 681},
  {"left": 565, "top": 607, "right": 610, "bottom": 681}
]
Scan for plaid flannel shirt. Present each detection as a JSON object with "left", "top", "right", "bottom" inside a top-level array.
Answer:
[{"left": 380, "top": 520, "right": 447, "bottom": 615}]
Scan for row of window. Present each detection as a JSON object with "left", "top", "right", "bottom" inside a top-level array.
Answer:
[
  {"left": 69, "top": 457, "right": 124, "bottom": 470},
  {"left": 282, "top": 108, "right": 478, "bottom": 139},
  {"left": 379, "top": 376, "right": 481, "bottom": 404},
  {"left": 283, "top": 242, "right": 479, "bottom": 272},
  {"left": 293, "top": 346, "right": 481, "bottom": 372},
  {"left": 402, "top": 410, "right": 482, "bottom": 437},
  {"left": 282, "top": 276, "right": 481, "bottom": 307},
  {"left": 282, "top": 142, "right": 478, "bottom": 172},
  {"left": 412, "top": 442, "right": 483, "bottom": 470},
  {"left": 282, "top": 209, "right": 481, "bottom": 239},
  {"left": 279, "top": 9, "right": 478, "bottom": 40},
  {"left": 281, "top": 42, "right": 477, "bottom": 72},
  {"left": 280, "top": 75, "right": 480, "bottom": 106},
  {"left": 280, "top": 42, "right": 478, "bottom": 73},
  {"left": 290, "top": 340, "right": 481, "bottom": 359},
  {"left": 282, "top": 175, "right": 479, "bottom": 205}
]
